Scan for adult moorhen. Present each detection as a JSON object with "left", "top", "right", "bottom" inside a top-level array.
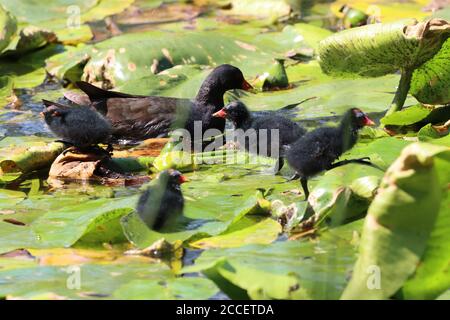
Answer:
[
  {"left": 287, "top": 108, "right": 376, "bottom": 199},
  {"left": 213, "top": 101, "right": 306, "bottom": 173},
  {"left": 41, "top": 99, "right": 112, "bottom": 155},
  {"left": 68, "top": 64, "right": 253, "bottom": 144},
  {"left": 136, "top": 169, "right": 187, "bottom": 231}
]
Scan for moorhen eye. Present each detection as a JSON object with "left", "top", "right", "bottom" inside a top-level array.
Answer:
[
  {"left": 136, "top": 170, "right": 186, "bottom": 231},
  {"left": 287, "top": 108, "right": 376, "bottom": 200},
  {"left": 213, "top": 101, "right": 306, "bottom": 174}
]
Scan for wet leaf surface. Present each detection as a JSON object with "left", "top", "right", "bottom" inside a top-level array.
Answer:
[{"left": 0, "top": 0, "right": 449, "bottom": 300}]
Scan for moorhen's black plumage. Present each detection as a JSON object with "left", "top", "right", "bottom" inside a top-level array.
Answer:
[
  {"left": 41, "top": 99, "right": 112, "bottom": 154},
  {"left": 68, "top": 64, "right": 253, "bottom": 143},
  {"left": 287, "top": 108, "right": 376, "bottom": 199},
  {"left": 136, "top": 170, "right": 187, "bottom": 231},
  {"left": 213, "top": 101, "right": 306, "bottom": 172}
]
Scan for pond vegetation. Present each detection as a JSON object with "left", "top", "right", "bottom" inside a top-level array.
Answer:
[{"left": 0, "top": 0, "right": 449, "bottom": 300}]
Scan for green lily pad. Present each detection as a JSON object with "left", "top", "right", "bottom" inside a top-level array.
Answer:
[
  {"left": 0, "top": 262, "right": 175, "bottom": 300},
  {"left": 308, "top": 165, "right": 382, "bottom": 228},
  {"left": 0, "top": 222, "right": 38, "bottom": 254},
  {"left": 381, "top": 105, "right": 432, "bottom": 126},
  {"left": 0, "top": 0, "right": 132, "bottom": 45},
  {"left": 342, "top": 142, "right": 449, "bottom": 299},
  {"left": 190, "top": 218, "right": 281, "bottom": 249},
  {"left": 285, "top": 23, "right": 333, "bottom": 52},
  {"left": 1, "top": 25, "right": 56, "bottom": 57},
  {"left": 241, "top": 61, "right": 418, "bottom": 119},
  {"left": 0, "top": 75, "right": 12, "bottom": 106},
  {"left": 400, "top": 154, "right": 450, "bottom": 299},
  {"left": 46, "top": 23, "right": 318, "bottom": 87},
  {"left": 182, "top": 221, "right": 362, "bottom": 300},
  {"left": 418, "top": 123, "right": 448, "bottom": 141},
  {"left": 318, "top": 19, "right": 450, "bottom": 78},
  {"left": 343, "top": 137, "right": 411, "bottom": 169},
  {"left": 113, "top": 277, "right": 219, "bottom": 300},
  {"left": 0, "top": 193, "right": 136, "bottom": 254},
  {"left": 0, "top": 188, "right": 26, "bottom": 208},
  {"left": 0, "top": 4, "right": 17, "bottom": 52},
  {"left": 410, "top": 37, "right": 450, "bottom": 105},
  {"left": 30, "top": 197, "right": 136, "bottom": 248},
  {"left": 222, "top": 0, "right": 292, "bottom": 22}
]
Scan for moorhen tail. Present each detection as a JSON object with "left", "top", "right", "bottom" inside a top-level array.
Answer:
[
  {"left": 41, "top": 99, "right": 112, "bottom": 155},
  {"left": 136, "top": 170, "right": 187, "bottom": 231},
  {"left": 286, "top": 108, "right": 376, "bottom": 199},
  {"left": 69, "top": 64, "right": 253, "bottom": 144},
  {"left": 213, "top": 101, "right": 306, "bottom": 173}
]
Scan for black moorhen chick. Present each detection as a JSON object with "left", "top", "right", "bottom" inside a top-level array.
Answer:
[
  {"left": 136, "top": 170, "right": 187, "bottom": 231},
  {"left": 69, "top": 64, "right": 253, "bottom": 144},
  {"left": 41, "top": 99, "right": 112, "bottom": 155},
  {"left": 213, "top": 101, "right": 306, "bottom": 173},
  {"left": 287, "top": 108, "right": 376, "bottom": 199}
]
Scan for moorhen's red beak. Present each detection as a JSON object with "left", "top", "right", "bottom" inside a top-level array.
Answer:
[
  {"left": 241, "top": 79, "right": 253, "bottom": 91},
  {"left": 212, "top": 109, "right": 227, "bottom": 118},
  {"left": 179, "top": 175, "right": 188, "bottom": 184},
  {"left": 363, "top": 115, "right": 375, "bottom": 126}
]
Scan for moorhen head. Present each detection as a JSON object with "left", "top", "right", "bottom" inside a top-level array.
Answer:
[
  {"left": 345, "top": 108, "right": 376, "bottom": 129},
  {"left": 136, "top": 169, "right": 187, "bottom": 231},
  {"left": 287, "top": 108, "right": 375, "bottom": 200},
  {"left": 195, "top": 64, "right": 253, "bottom": 103},
  {"left": 41, "top": 99, "right": 112, "bottom": 152},
  {"left": 212, "top": 101, "right": 251, "bottom": 129}
]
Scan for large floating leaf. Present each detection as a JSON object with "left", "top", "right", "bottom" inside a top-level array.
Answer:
[
  {"left": 182, "top": 221, "right": 362, "bottom": 300},
  {"left": 0, "top": 262, "right": 176, "bottom": 299},
  {"left": 342, "top": 142, "right": 449, "bottom": 299},
  {"left": 223, "top": 0, "right": 292, "bottom": 21},
  {"left": 381, "top": 104, "right": 432, "bottom": 126},
  {"left": 1, "top": 25, "right": 57, "bottom": 57},
  {"left": 308, "top": 165, "right": 382, "bottom": 228},
  {"left": 319, "top": 19, "right": 450, "bottom": 78},
  {"left": 284, "top": 23, "right": 333, "bottom": 51},
  {"left": 240, "top": 61, "right": 419, "bottom": 119},
  {"left": 0, "top": 196, "right": 133, "bottom": 254},
  {"left": 343, "top": 137, "right": 411, "bottom": 169},
  {"left": 318, "top": 18, "right": 450, "bottom": 114},
  {"left": 0, "top": 44, "right": 66, "bottom": 107},
  {"left": 410, "top": 37, "right": 450, "bottom": 105},
  {"left": 31, "top": 197, "right": 136, "bottom": 248},
  {"left": 0, "top": 0, "right": 132, "bottom": 44},
  {"left": 0, "top": 222, "right": 38, "bottom": 254},
  {"left": 50, "top": 30, "right": 268, "bottom": 86},
  {"left": 46, "top": 24, "right": 318, "bottom": 87},
  {"left": 0, "top": 75, "right": 12, "bottom": 106},
  {"left": 113, "top": 277, "right": 219, "bottom": 300},
  {"left": 400, "top": 152, "right": 450, "bottom": 299},
  {"left": 0, "top": 4, "right": 17, "bottom": 52},
  {"left": 0, "top": 141, "right": 65, "bottom": 178},
  {"left": 190, "top": 218, "right": 281, "bottom": 249}
]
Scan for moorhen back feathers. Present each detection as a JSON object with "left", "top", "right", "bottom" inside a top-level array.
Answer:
[
  {"left": 71, "top": 64, "right": 253, "bottom": 143},
  {"left": 287, "top": 108, "right": 375, "bottom": 199},
  {"left": 136, "top": 170, "right": 186, "bottom": 231},
  {"left": 41, "top": 99, "right": 112, "bottom": 149}
]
